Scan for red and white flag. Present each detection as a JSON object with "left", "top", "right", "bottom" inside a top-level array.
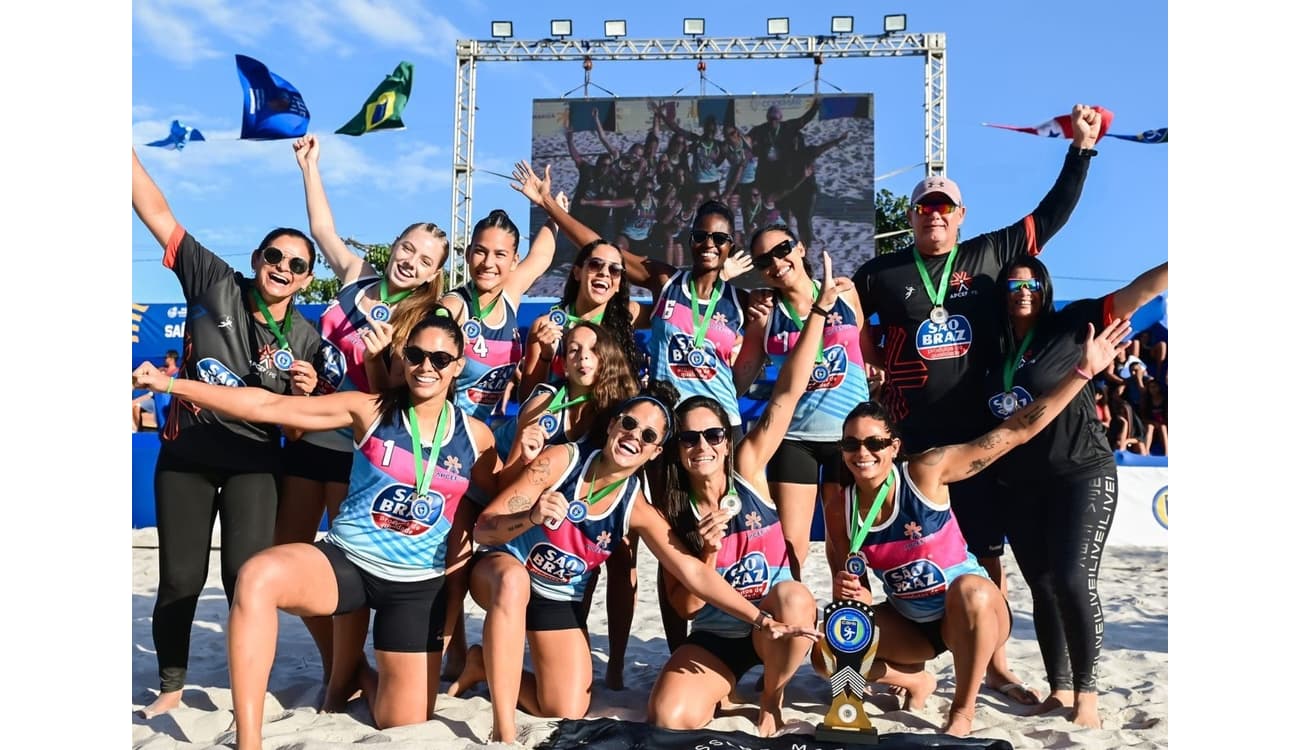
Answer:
[{"left": 983, "top": 105, "right": 1114, "bottom": 140}]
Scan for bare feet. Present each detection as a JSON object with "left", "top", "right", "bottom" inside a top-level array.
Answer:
[
  {"left": 141, "top": 690, "right": 182, "bottom": 719},
  {"left": 990, "top": 680, "right": 1042, "bottom": 706},
  {"left": 943, "top": 706, "right": 975, "bottom": 737},
  {"left": 1028, "top": 691, "right": 1074, "bottom": 716},
  {"left": 321, "top": 662, "right": 362, "bottom": 713},
  {"left": 755, "top": 692, "right": 786, "bottom": 737},
  {"left": 445, "top": 645, "right": 486, "bottom": 698},
  {"left": 1069, "top": 692, "right": 1101, "bottom": 728},
  {"left": 904, "top": 671, "right": 937, "bottom": 711}
]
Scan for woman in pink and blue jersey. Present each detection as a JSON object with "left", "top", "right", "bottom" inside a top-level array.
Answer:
[
  {"left": 289, "top": 134, "right": 451, "bottom": 692},
  {"left": 132, "top": 308, "right": 500, "bottom": 750},
  {"left": 646, "top": 251, "right": 842, "bottom": 737},
  {"left": 739, "top": 224, "right": 870, "bottom": 577},
  {"left": 818, "top": 316, "right": 1132, "bottom": 737},
  {"left": 446, "top": 384, "right": 821, "bottom": 745}
]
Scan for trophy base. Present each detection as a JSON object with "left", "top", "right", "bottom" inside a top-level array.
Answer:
[{"left": 815, "top": 723, "right": 879, "bottom": 745}]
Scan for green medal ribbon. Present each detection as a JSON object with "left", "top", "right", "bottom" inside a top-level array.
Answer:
[
  {"left": 848, "top": 471, "right": 894, "bottom": 557},
  {"left": 408, "top": 404, "right": 451, "bottom": 500},
  {"left": 251, "top": 288, "right": 293, "bottom": 353},
  {"left": 565, "top": 304, "right": 606, "bottom": 327},
  {"left": 584, "top": 455, "right": 631, "bottom": 507},
  {"left": 1003, "top": 328, "right": 1037, "bottom": 393},
  {"left": 545, "top": 385, "right": 590, "bottom": 414},
  {"left": 467, "top": 287, "right": 502, "bottom": 322},
  {"left": 378, "top": 278, "right": 414, "bottom": 306},
  {"left": 778, "top": 281, "right": 825, "bottom": 364},
  {"left": 689, "top": 484, "right": 739, "bottom": 515},
  {"left": 688, "top": 275, "right": 724, "bottom": 349},
  {"left": 911, "top": 246, "right": 960, "bottom": 319}
]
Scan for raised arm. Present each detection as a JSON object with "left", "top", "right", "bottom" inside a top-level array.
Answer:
[
  {"left": 910, "top": 317, "right": 1132, "bottom": 490},
  {"left": 293, "top": 135, "right": 371, "bottom": 285},
  {"left": 792, "top": 96, "right": 821, "bottom": 130},
  {"left": 132, "top": 148, "right": 179, "bottom": 248},
  {"left": 473, "top": 444, "right": 569, "bottom": 546},
  {"left": 592, "top": 107, "right": 621, "bottom": 158},
  {"left": 1109, "top": 262, "right": 1168, "bottom": 321}
]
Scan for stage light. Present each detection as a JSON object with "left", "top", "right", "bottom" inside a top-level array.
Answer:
[
  {"left": 604, "top": 19, "right": 627, "bottom": 38},
  {"left": 683, "top": 18, "right": 705, "bottom": 37},
  {"left": 550, "top": 19, "right": 572, "bottom": 38},
  {"left": 491, "top": 21, "right": 513, "bottom": 38},
  {"left": 767, "top": 17, "right": 790, "bottom": 36},
  {"left": 883, "top": 14, "right": 907, "bottom": 34},
  {"left": 831, "top": 16, "right": 854, "bottom": 34}
]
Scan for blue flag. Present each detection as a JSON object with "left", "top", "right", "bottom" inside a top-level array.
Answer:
[
  {"left": 1105, "top": 127, "right": 1168, "bottom": 144},
  {"left": 146, "top": 120, "right": 206, "bottom": 150},
  {"left": 235, "top": 54, "right": 310, "bottom": 140}
]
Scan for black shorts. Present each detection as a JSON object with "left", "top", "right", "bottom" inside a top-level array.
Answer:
[
  {"left": 767, "top": 438, "right": 841, "bottom": 486},
  {"left": 683, "top": 629, "right": 761, "bottom": 681},
  {"left": 904, "top": 596, "right": 1014, "bottom": 658},
  {"left": 948, "top": 471, "right": 1005, "bottom": 558},
  {"left": 526, "top": 595, "right": 588, "bottom": 632},
  {"left": 317, "top": 540, "right": 447, "bottom": 653},
  {"left": 282, "top": 438, "right": 353, "bottom": 484}
]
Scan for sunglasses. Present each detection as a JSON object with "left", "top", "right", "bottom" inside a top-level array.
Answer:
[
  {"left": 1007, "top": 278, "right": 1043, "bottom": 293},
  {"left": 912, "top": 203, "right": 959, "bottom": 216},
  {"left": 678, "top": 427, "right": 728, "bottom": 447},
  {"left": 839, "top": 435, "right": 896, "bottom": 453},
  {"left": 616, "top": 414, "right": 662, "bottom": 446},
  {"left": 583, "top": 256, "right": 624, "bottom": 278},
  {"left": 402, "top": 345, "right": 461, "bottom": 370},
  {"left": 261, "top": 246, "right": 310, "bottom": 275},
  {"left": 753, "top": 238, "right": 796, "bottom": 270},
  {"left": 690, "top": 230, "right": 733, "bottom": 247}
]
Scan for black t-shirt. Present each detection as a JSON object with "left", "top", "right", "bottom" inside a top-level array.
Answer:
[
  {"left": 851, "top": 149, "right": 1092, "bottom": 450},
  {"left": 983, "top": 297, "right": 1116, "bottom": 484},
  {"left": 161, "top": 229, "right": 324, "bottom": 472}
]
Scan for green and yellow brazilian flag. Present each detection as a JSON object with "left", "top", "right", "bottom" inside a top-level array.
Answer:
[{"left": 336, "top": 61, "right": 414, "bottom": 136}]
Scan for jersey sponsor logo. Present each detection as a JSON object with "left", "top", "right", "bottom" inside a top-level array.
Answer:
[
  {"left": 914, "top": 315, "right": 973, "bottom": 361},
  {"left": 722, "top": 551, "right": 772, "bottom": 600},
  {"left": 987, "top": 385, "right": 1034, "bottom": 419},
  {"left": 319, "top": 341, "right": 347, "bottom": 392},
  {"left": 196, "top": 357, "right": 245, "bottom": 388},
  {"left": 526, "top": 542, "right": 588, "bottom": 584},
  {"left": 369, "top": 484, "right": 445, "bottom": 536},
  {"left": 883, "top": 559, "right": 947, "bottom": 599},
  {"left": 1152, "top": 485, "right": 1168, "bottom": 529},
  {"left": 666, "top": 332, "right": 719, "bottom": 380},
  {"left": 164, "top": 323, "right": 186, "bottom": 338},
  {"left": 806, "top": 344, "right": 849, "bottom": 392},
  {"left": 166, "top": 305, "right": 187, "bottom": 319},
  {"left": 467, "top": 364, "right": 514, "bottom": 405}
]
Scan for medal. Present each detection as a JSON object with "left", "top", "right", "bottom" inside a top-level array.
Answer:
[
  {"left": 1001, "top": 327, "right": 1036, "bottom": 418},
  {"left": 548, "top": 309, "right": 568, "bottom": 327},
  {"left": 812, "top": 365, "right": 830, "bottom": 383},
  {"left": 462, "top": 320, "right": 482, "bottom": 340},
  {"left": 913, "top": 246, "right": 959, "bottom": 331},
  {"left": 539, "top": 413, "right": 560, "bottom": 435},
  {"left": 845, "top": 551, "right": 868, "bottom": 577},
  {"left": 411, "top": 495, "right": 433, "bottom": 519},
  {"left": 408, "top": 404, "right": 451, "bottom": 529},
  {"left": 720, "top": 494, "right": 742, "bottom": 517},
  {"left": 687, "top": 348, "right": 707, "bottom": 368},
  {"left": 369, "top": 303, "right": 392, "bottom": 322},
  {"left": 566, "top": 501, "right": 589, "bottom": 524},
  {"left": 999, "top": 392, "right": 1018, "bottom": 413},
  {"left": 272, "top": 348, "right": 294, "bottom": 371},
  {"left": 929, "top": 306, "right": 948, "bottom": 326}
]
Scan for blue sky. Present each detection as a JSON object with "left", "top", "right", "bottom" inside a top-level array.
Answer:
[{"left": 130, "top": 0, "right": 1168, "bottom": 304}]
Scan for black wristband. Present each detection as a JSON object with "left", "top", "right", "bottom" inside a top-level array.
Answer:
[
  {"left": 1068, "top": 144, "right": 1098, "bottom": 158},
  {"left": 810, "top": 304, "right": 831, "bottom": 317}
]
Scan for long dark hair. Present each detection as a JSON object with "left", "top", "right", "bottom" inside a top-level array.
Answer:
[
  {"left": 562, "top": 238, "right": 642, "bottom": 376},
  {"left": 658, "top": 395, "right": 734, "bottom": 557},
  {"left": 693, "top": 199, "right": 735, "bottom": 236},
  {"left": 561, "top": 321, "right": 639, "bottom": 441},
  {"left": 994, "top": 254, "right": 1057, "bottom": 358},
  {"left": 375, "top": 305, "right": 465, "bottom": 425}
]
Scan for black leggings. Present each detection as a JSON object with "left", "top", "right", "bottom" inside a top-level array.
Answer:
[
  {"left": 1002, "top": 470, "right": 1117, "bottom": 693},
  {"left": 152, "top": 451, "right": 279, "bottom": 693}
]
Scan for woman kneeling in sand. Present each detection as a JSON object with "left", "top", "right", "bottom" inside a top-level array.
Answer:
[
  {"left": 817, "top": 318, "right": 1131, "bottom": 736},
  {"left": 448, "top": 386, "right": 821, "bottom": 744}
]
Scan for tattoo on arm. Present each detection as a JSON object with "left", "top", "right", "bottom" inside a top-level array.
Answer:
[
  {"left": 527, "top": 458, "right": 551, "bottom": 486},
  {"left": 507, "top": 495, "right": 532, "bottom": 513},
  {"left": 966, "top": 457, "right": 991, "bottom": 477},
  {"left": 975, "top": 432, "right": 1003, "bottom": 451},
  {"left": 1019, "top": 404, "right": 1048, "bottom": 426},
  {"left": 505, "top": 522, "right": 524, "bottom": 533}
]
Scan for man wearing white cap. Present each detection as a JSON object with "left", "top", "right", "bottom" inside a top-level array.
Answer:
[{"left": 848, "top": 103, "right": 1104, "bottom": 707}]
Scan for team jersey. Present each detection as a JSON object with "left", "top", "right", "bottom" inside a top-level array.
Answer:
[
  {"left": 325, "top": 403, "right": 478, "bottom": 582},
  {"left": 450, "top": 285, "right": 523, "bottom": 423},
  {"left": 649, "top": 269, "right": 746, "bottom": 425},
  {"left": 847, "top": 464, "right": 988, "bottom": 623},
  {"left": 490, "top": 383, "right": 590, "bottom": 461},
  {"left": 689, "top": 474, "right": 794, "bottom": 638},
  {"left": 308, "top": 276, "right": 385, "bottom": 453},
  {"left": 496, "top": 442, "right": 641, "bottom": 603},
  {"left": 983, "top": 297, "right": 1116, "bottom": 484},
  {"left": 850, "top": 149, "right": 1093, "bottom": 451},
  {"left": 764, "top": 293, "right": 869, "bottom": 441},
  {"left": 621, "top": 197, "right": 658, "bottom": 242},
  {"left": 159, "top": 226, "right": 324, "bottom": 473},
  {"left": 690, "top": 138, "right": 724, "bottom": 184}
]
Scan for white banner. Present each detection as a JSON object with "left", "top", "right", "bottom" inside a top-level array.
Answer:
[{"left": 1110, "top": 466, "right": 1168, "bottom": 547}]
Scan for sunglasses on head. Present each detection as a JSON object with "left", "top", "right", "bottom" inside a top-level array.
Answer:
[
  {"left": 678, "top": 427, "right": 728, "bottom": 447},
  {"left": 616, "top": 414, "right": 661, "bottom": 446},
  {"left": 402, "top": 345, "right": 460, "bottom": 370},
  {"left": 912, "top": 202, "right": 959, "bottom": 216},
  {"left": 753, "top": 238, "right": 796, "bottom": 269},
  {"left": 1006, "top": 278, "right": 1043, "bottom": 293},
  {"left": 261, "top": 246, "right": 311, "bottom": 274},
  {"left": 583, "top": 256, "right": 624, "bottom": 278},
  {"left": 839, "top": 435, "right": 895, "bottom": 453},
  {"left": 690, "top": 230, "right": 733, "bottom": 247}
]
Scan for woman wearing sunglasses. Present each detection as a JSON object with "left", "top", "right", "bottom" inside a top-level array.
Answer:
[
  {"left": 132, "top": 308, "right": 499, "bottom": 750},
  {"left": 447, "top": 386, "right": 821, "bottom": 745},
  {"left": 742, "top": 224, "right": 869, "bottom": 578},
  {"left": 645, "top": 251, "right": 840, "bottom": 737},
  {"left": 436, "top": 162, "right": 559, "bottom": 424},
  {"left": 982, "top": 256, "right": 1167, "bottom": 728},
  {"left": 132, "top": 149, "right": 327, "bottom": 719},
  {"left": 288, "top": 135, "right": 452, "bottom": 695},
  {"left": 819, "top": 316, "right": 1132, "bottom": 737}
]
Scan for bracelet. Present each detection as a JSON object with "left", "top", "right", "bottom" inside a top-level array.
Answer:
[
  {"left": 165, "top": 376, "right": 175, "bottom": 394},
  {"left": 1073, "top": 366, "right": 1091, "bottom": 381},
  {"left": 810, "top": 304, "right": 830, "bottom": 317},
  {"left": 752, "top": 609, "right": 773, "bottom": 630},
  {"left": 1069, "top": 144, "right": 1099, "bottom": 157}
]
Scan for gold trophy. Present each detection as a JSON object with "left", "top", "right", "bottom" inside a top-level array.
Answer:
[{"left": 814, "top": 598, "right": 880, "bottom": 744}]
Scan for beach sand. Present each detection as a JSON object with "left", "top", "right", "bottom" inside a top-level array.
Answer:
[{"left": 131, "top": 529, "right": 1167, "bottom": 749}]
